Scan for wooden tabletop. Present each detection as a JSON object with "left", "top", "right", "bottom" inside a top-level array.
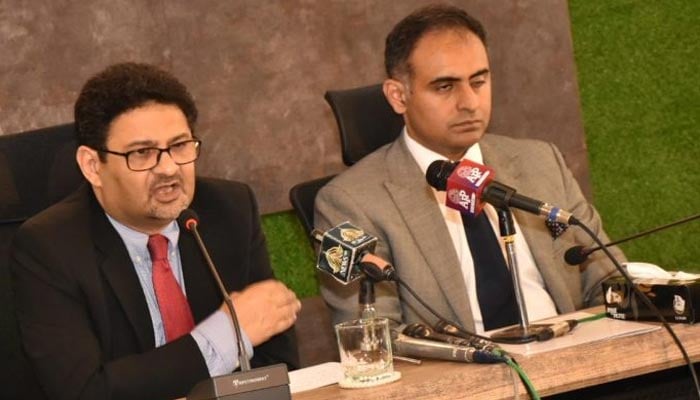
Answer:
[{"left": 292, "top": 317, "right": 700, "bottom": 400}]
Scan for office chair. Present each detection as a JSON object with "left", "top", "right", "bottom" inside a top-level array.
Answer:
[
  {"left": 324, "top": 83, "right": 404, "bottom": 166},
  {"left": 288, "top": 176, "right": 340, "bottom": 366},
  {"left": 0, "top": 123, "right": 83, "bottom": 400},
  {"left": 288, "top": 174, "right": 336, "bottom": 247}
]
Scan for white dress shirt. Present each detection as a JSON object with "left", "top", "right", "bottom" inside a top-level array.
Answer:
[{"left": 403, "top": 130, "right": 558, "bottom": 333}]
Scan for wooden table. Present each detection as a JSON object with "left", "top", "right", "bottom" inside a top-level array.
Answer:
[{"left": 293, "top": 317, "right": 700, "bottom": 399}]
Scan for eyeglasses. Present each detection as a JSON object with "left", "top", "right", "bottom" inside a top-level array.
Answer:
[{"left": 97, "top": 139, "right": 202, "bottom": 171}]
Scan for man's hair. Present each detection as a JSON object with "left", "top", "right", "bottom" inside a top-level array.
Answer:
[
  {"left": 384, "top": 4, "right": 487, "bottom": 79},
  {"left": 74, "top": 62, "right": 198, "bottom": 154}
]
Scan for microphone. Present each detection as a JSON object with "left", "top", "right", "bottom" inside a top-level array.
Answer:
[
  {"left": 312, "top": 221, "right": 380, "bottom": 284},
  {"left": 313, "top": 223, "right": 512, "bottom": 351},
  {"left": 433, "top": 320, "right": 501, "bottom": 350},
  {"left": 426, "top": 159, "right": 578, "bottom": 225},
  {"left": 391, "top": 327, "right": 504, "bottom": 364},
  {"left": 178, "top": 209, "right": 291, "bottom": 400},
  {"left": 403, "top": 322, "right": 498, "bottom": 352},
  {"left": 564, "top": 213, "right": 700, "bottom": 265}
]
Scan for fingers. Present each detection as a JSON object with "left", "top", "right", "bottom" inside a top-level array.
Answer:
[{"left": 228, "top": 279, "right": 301, "bottom": 346}]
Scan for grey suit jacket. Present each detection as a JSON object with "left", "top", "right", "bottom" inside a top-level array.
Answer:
[{"left": 315, "top": 133, "right": 622, "bottom": 331}]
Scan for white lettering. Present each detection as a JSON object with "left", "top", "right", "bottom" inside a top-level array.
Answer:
[{"left": 232, "top": 374, "right": 270, "bottom": 388}]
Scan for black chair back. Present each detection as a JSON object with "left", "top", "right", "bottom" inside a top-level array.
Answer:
[
  {"left": 0, "top": 123, "right": 83, "bottom": 400},
  {"left": 289, "top": 175, "right": 335, "bottom": 247},
  {"left": 324, "top": 84, "right": 404, "bottom": 166}
]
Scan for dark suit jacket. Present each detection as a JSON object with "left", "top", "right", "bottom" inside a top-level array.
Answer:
[{"left": 11, "top": 177, "right": 298, "bottom": 400}]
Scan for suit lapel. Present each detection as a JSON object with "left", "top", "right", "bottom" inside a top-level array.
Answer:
[
  {"left": 480, "top": 135, "right": 575, "bottom": 312},
  {"left": 90, "top": 194, "right": 154, "bottom": 351},
  {"left": 383, "top": 138, "right": 474, "bottom": 328}
]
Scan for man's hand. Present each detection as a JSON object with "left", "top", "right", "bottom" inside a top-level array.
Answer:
[{"left": 222, "top": 279, "right": 302, "bottom": 346}]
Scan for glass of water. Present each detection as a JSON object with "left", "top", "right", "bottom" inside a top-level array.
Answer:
[{"left": 334, "top": 317, "right": 399, "bottom": 388}]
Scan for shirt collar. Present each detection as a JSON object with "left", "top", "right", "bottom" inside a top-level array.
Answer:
[
  {"left": 402, "top": 127, "right": 484, "bottom": 176},
  {"left": 106, "top": 214, "right": 180, "bottom": 252}
]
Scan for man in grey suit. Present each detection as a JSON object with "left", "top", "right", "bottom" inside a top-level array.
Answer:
[{"left": 315, "top": 5, "right": 622, "bottom": 333}]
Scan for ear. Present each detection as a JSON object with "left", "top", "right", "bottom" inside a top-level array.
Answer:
[
  {"left": 76, "top": 145, "right": 103, "bottom": 188},
  {"left": 383, "top": 78, "right": 409, "bottom": 115}
]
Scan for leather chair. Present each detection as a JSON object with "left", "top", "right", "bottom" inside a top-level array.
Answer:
[
  {"left": 324, "top": 83, "right": 404, "bottom": 166},
  {"left": 288, "top": 174, "right": 335, "bottom": 247},
  {"left": 0, "top": 123, "right": 83, "bottom": 400},
  {"left": 288, "top": 175, "right": 340, "bottom": 367}
]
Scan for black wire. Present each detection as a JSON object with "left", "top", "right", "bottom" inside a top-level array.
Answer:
[
  {"left": 574, "top": 219, "right": 700, "bottom": 399},
  {"left": 395, "top": 278, "right": 540, "bottom": 399},
  {"left": 395, "top": 278, "right": 495, "bottom": 344},
  {"left": 590, "top": 212, "right": 700, "bottom": 251}
]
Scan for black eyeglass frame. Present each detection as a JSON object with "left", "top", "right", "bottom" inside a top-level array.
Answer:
[{"left": 96, "top": 138, "right": 202, "bottom": 171}]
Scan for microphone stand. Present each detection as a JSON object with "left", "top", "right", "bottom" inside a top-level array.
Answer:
[
  {"left": 180, "top": 212, "right": 291, "bottom": 400},
  {"left": 489, "top": 207, "right": 544, "bottom": 343}
]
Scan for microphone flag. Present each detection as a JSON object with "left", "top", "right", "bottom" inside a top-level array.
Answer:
[
  {"left": 445, "top": 160, "right": 495, "bottom": 218},
  {"left": 316, "top": 221, "right": 378, "bottom": 284}
]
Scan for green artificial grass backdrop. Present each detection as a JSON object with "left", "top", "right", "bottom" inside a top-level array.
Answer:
[
  {"left": 569, "top": 0, "right": 699, "bottom": 271},
  {"left": 263, "top": 0, "right": 700, "bottom": 298}
]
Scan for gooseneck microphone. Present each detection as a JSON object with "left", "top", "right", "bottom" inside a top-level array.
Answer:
[
  {"left": 179, "top": 209, "right": 291, "bottom": 400},
  {"left": 426, "top": 159, "right": 579, "bottom": 225},
  {"left": 179, "top": 209, "right": 250, "bottom": 372},
  {"left": 564, "top": 213, "right": 700, "bottom": 265}
]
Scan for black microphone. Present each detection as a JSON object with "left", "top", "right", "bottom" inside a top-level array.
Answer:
[
  {"left": 564, "top": 213, "right": 700, "bottom": 265},
  {"left": 402, "top": 323, "right": 499, "bottom": 352},
  {"left": 433, "top": 320, "right": 501, "bottom": 350},
  {"left": 426, "top": 159, "right": 579, "bottom": 225},
  {"left": 391, "top": 327, "right": 504, "bottom": 364},
  {"left": 179, "top": 209, "right": 291, "bottom": 400}
]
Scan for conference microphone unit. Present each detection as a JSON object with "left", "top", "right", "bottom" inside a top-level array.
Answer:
[
  {"left": 564, "top": 212, "right": 700, "bottom": 265},
  {"left": 179, "top": 209, "right": 290, "bottom": 400},
  {"left": 426, "top": 159, "right": 579, "bottom": 225}
]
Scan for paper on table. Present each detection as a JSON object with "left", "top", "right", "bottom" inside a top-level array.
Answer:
[
  {"left": 495, "top": 311, "right": 660, "bottom": 356},
  {"left": 288, "top": 362, "right": 344, "bottom": 394}
]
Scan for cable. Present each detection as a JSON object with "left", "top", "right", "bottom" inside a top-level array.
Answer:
[
  {"left": 574, "top": 221, "right": 700, "bottom": 399},
  {"left": 577, "top": 312, "right": 607, "bottom": 324},
  {"left": 586, "top": 213, "right": 700, "bottom": 254},
  {"left": 503, "top": 353, "right": 541, "bottom": 400},
  {"left": 397, "top": 278, "right": 543, "bottom": 398},
  {"left": 395, "top": 278, "right": 495, "bottom": 344}
]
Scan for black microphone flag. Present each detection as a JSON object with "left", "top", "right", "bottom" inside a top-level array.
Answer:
[{"left": 313, "top": 221, "right": 378, "bottom": 284}]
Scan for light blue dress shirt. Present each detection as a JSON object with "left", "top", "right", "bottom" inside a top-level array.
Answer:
[{"left": 107, "top": 215, "right": 253, "bottom": 376}]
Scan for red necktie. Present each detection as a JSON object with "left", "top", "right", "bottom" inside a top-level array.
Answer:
[{"left": 148, "top": 234, "right": 195, "bottom": 342}]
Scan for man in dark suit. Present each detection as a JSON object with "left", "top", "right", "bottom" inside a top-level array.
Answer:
[{"left": 11, "top": 63, "right": 300, "bottom": 400}]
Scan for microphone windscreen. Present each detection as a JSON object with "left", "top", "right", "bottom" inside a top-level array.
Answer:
[
  {"left": 359, "top": 253, "right": 396, "bottom": 282},
  {"left": 564, "top": 245, "right": 589, "bottom": 265},
  {"left": 177, "top": 208, "right": 200, "bottom": 231},
  {"left": 426, "top": 160, "right": 457, "bottom": 191}
]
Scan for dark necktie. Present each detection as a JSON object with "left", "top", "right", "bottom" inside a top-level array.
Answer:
[
  {"left": 148, "top": 234, "right": 195, "bottom": 342},
  {"left": 463, "top": 212, "right": 520, "bottom": 331}
]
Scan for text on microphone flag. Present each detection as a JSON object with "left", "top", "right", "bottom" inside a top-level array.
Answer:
[
  {"left": 316, "top": 221, "right": 378, "bottom": 284},
  {"left": 445, "top": 160, "right": 495, "bottom": 217}
]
